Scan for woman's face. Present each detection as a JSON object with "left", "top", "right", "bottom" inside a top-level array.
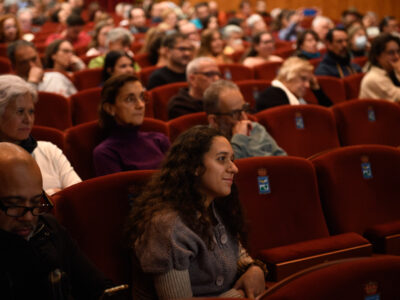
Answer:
[
  {"left": 3, "top": 17, "right": 17, "bottom": 42},
  {"left": 198, "top": 136, "right": 238, "bottom": 206},
  {"left": 377, "top": 40, "right": 400, "bottom": 72},
  {"left": 210, "top": 32, "right": 224, "bottom": 56},
  {"left": 0, "top": 94, "right": 34, "bottom": 143},
  {"left": 256, "top": 33, "right": 275, "bottom": 57},
  {"left": 286, "top": 70, "right": 312, "bottom": 98},
  {"left": 301, "top": 33, "right": 318, "bottom": 53},
  {"left": 97, "top": 25, "right": 113, "bottom": 48},
  {"left": 52, "top": 41, "right": 74, "bottom": 70},
  {"left": 107, "top": 81, "right": 145, "bottom": 126},
  {"left": 112, "top": 56, "right": 135, "bottom": 77},
  {"left": 207, "top": 16, "right": 219, "bottom": 30}
]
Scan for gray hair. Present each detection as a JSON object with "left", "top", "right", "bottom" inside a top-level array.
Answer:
[
  {"left": 203, "top": 80, "right": 239, "bottom": 114},
  {"left": 0, "top": 75, "right": 37, "bottom": 117},
  {"left": 222, "top": 25, "right": 243, "bottom": 39},
  {"left": 106, "top": 27, "right": 134, "bottom": 47},
  {"left": 312, "top": 16, "right": 334, "bottom": 30},
  {"left": 186, "top": 56, "right": 216, "bottom": 79}
]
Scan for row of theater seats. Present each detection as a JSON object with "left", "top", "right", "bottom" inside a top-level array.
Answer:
[
  {"left": 51, "top": 145, "right": 400, "bottom": 295},
  {"left": 35, "top": 73, "right": 367, "bottom": 131},
  {"left": 32, "top": 99, "right": 400, "bottom": 179}
]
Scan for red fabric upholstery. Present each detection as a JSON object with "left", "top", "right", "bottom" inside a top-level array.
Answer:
[
  {"left": 0, "top": 56, "right": 12, "bottom": 74},
  {"left": 234, "top": 156, "right": 371, "bottom": 280},
  {"left": 253, "top": 61, "right": 283, "bottom": 81},
  {"left": 218, "top": 63, "right": 254, "bottom": 81},
  {"left": 70, "top": 87, "right": 102, "bottom": 125},
  {"left": 316, "top": 76, "right": 346, "bottom": 104},
  {"left": 236, "top": 79, "right": 271, "bottom": 109},
  {"left": 130, "top": 41, "right": 143, "bottom": 54},
  {"left": 167, "top": 112, "right": 208, "bottom": 143},
  {"left": 312, "top": 145, "right": 400, "bottom": 253},
  {"left": 35, "top": 91, "right": 72, "bottom": 130},
  {"left": 262, "top": 256, "right": 400, "bottom": 300},
  {"left": 73, "top": 68, "right": 102, "bottom": 91},
  {"left": 31, "top": 125, "right": 65, "bottom": 150},
  {"left": 343, "top": 73, "right": 365, "bottom": 100},
  {"left": 309, "top": 57, "right": 322, "bottom": 69},
  {"left": 64, "top": 119, "right": 168, "bottom": 180},
  {"left": 351, "top": 56, "right": 368, "bottom": 68},
  {"left": 255, "top": 105, "right": 340, "bottom": 158},
  {"left": 135, "top": 53, "right": 152, "bottom": 68},
  {"left": 365, "top": 220, "right": 400, "bottom": 254},
  {"left": 149, "top": 82, "right": 188, "bottom": 121},
  {"left": 138, "top": 65, "right": 161, "bottom": 88},
  {"left": 52, "top": 170, "right": 156, "bottom": 284},
  {"left": 332, "top": 99, "right": 400, "bottom": 147},
  {"left": 272, "top": 46, "right": 295, "bottom": 59}
]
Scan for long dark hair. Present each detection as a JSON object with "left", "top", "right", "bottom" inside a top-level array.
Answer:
[
  {"left": 243, "top": 31, "right": 272, "bottom": 59},
  {"left": 44, "top": 39, "right": 67, "bottom": 69},
  {"left": 369, "top": 33, "right": 400, "bottom": 67},
  {"left": 102, "top": 50, "right": 134, "bottom": 82},
  {"left": 126, "top": 125, "right": 245, "bottom": 249}
]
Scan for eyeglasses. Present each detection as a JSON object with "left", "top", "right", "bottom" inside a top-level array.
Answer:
[
  {"left": 384, "top": 49, "right": 400, "bottom": 56},
  {"left": 0, "top": 191, "right": 53, "bottom": 217},
  {"left": 213, "top": 103, "right": 251, "bottom": 120},
  {"left": 194, "top": 71, "right": 222, "bottom": 78},
  {"left": 123, "top": 92, "right": 149, "bottom": 106}
]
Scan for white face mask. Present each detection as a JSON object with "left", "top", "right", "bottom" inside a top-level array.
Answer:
[
  {"left": 232, "top": 38, "right": 243, "bottom": 45},
  {"left": 355, "top": 35, "right": 367, "bottom": 50}
]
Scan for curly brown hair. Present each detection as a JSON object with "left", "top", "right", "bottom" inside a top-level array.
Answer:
[{"left": 126, "top": 125, "right": 245, "bottom": 249}]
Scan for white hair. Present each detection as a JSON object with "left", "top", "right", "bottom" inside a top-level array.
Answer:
[
  {"left": 106, "top": 27, "right": 134, "bottom": 46},
  {"left": 246, "top": 14, "right": 263, "bottom": 28},
  {"left": 0, "top": 75, "right": 37, "bottom": 117},
  {"left": 312, "top": 16, "right": 334, "bottom": 29},
  {"left": 186, "top": 57, "right": 216, "bottom": 78},
  {"left": 222, "top": 25, "right": 243, "bottom": 39}
]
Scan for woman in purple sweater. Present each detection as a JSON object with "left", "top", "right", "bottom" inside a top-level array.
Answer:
[{"left": 93, "top": 74, "right": 170, "bottom": 176}]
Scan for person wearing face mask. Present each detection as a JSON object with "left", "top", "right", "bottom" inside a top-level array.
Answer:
[
  {"left": 359, "top": 33, "right": 400, "bottom": 102},
  {"left": 348, "top": 24, "right": 369, "bottom": 57},
  {"left": 295, "top": 30, "right": 322, "bottom": 60},
  {"left": 222, "top": 25, "right": 245, "bottom": 56}
]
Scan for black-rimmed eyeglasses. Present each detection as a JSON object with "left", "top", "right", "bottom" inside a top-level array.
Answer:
[
  {"left": 0, "top": 191, "right": 53, "bottom": 217},
  {"left": 213, "top": 103, "right": 251, "bottom": 120}
]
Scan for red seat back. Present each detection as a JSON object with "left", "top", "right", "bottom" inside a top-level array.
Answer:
[
  {"left": 31, "top": 125, "right": 65, "bottom": 150},
  {"left": 35, "top": 92, "right": 72, "bottom": 130},
  {"left": 236, "top": 79, "right": 272, "bottom": 109},
  {"left": 70, "top": 87, "right": 102, "bottom": 125},
  {"left": 343, "top": 73, "right": 365, "bottom": 100},
  {"left": 73, "top": 68, "right": 103, "bottom": 91},
  {"left": 255, "top": 105, "right": 340, "bottom": 158},
  {"left": 138, "top": 65, "right": 161, "bottom": 88},
  {"left": 316, "top": 76, "right": 346, "bottom": 104},
  {"left": 135, "top": 53, "right": 152, "bottom": 68},
  {"left": 0, "top": 56, "right": 12, "bottom": 74},
  {"left": 253, "top": 61, "right": 283, "bottom": 81},
  {"left": 167, "top": 112, "right": 208, "bottom": 143},
  {"left": 218, "top": 63, "right": 254, "bottom": 81}
]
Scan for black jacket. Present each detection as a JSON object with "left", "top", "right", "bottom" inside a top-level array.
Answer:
[
  {"left": 167, "top": 87, "right": 204, "bottom": 120},
  {"left": 315, "top": 51, "right": 361, "bottom": 78},
  {"left": 0, "top": 214, "right": 112, "bottom": 300}
]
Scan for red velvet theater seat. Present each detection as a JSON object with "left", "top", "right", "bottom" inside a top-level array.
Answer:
[
  {"left": 332, "top": 99, "right": 400, "bottom": 147},
  {"left": 261, "top": 256, "right": 400, "bottom": 300},
  {"left": 236, "top": 79, "right": 271, "bottom": 109},
  {"left": 31, "top": 125, "right": 65, "bottom": 151},
  {"left": 218, "top": 63, "right": 254, "bottom": 81},
  {"left": 138, "top": 65, "right": 161, "bottom": 88},
  {"left": 255, "top": 105, "right": 340, "bottom": 158},
  {"left": 312, "top": 145, "right": 400, "bottom": 254},
  {"left": 52, "top": 169, "right": 156, "bottom": 284},
  {"left": 167, "top": 112, "right": 208, "bottom": 143},
  {"left": 343, "top": 73, "right": 365, "bottom": 100},
  {"left": 234, "top": 156, "right": 371, "bottom": 281},
  {"left": 64, "top": 119, "right": 168, "bottom": 180},
  {"left": 35, "top": 91, "right": 72, "bottom": 130},
  {"left": 70, "top": 87, "right": 102, "bottom": 125},
  {"left": 73, "top": 68, "right": 103, "bottom": 91},
  {"left": 253, "top": 61, "right": 283, "bottom": 81},
  {"left": 316, "top": 76, "right": 346, "bottom": 104}
]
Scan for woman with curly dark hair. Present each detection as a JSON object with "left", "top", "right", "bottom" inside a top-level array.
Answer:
[
  {"left": 127, "top": 125, "right": 267, "bottom": 299},
  {"left": 197, "top": 29, "right": 231, "bottom": 63}
]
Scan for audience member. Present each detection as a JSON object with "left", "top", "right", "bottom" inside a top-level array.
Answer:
[
  {"left": 363, "top": 11, "right": 380, "bottom": 38},
  {"left": 246, "top": 14, "right": 268, "bottom": 36},
  {"left": 17, "top": 8, "right": 34, "bottom": 33},
  {"left": 93, "top": 74, "right": 170, "bottom": 176},
  {"left": 209, "top": 0, "right": 227, "bottom": 25},
  {"left": 315, "top": 28, "right": 361, "bottom": 78},
  {"left": 178, "top": 21, "right": 201, "bottom": 50},
  {"left": 147, "top": 33, "right": 194, "bottom": 90},
  {"left": 237, "top": 0, "right": 252, "bottom": 19},
  {"left": 311, "top": 15, "right": 334, "bottom": 48},
  {"left": 0, "top": 75, "right": 81, "bottom": 194},
  {"left": 44, "top": 39, "right": 85, "bottom": 74},
  {"left": 256, "top": 57, "right": 332, "bottom": 111},
  {"left": 168, "top": 57, "right": 221, "bottom": 119},
  {"left": 222, "top": 25, "right": 245, "bottom": 56},
  {"left": 197, "top": 29, "right": 231, "bottom": 63},
  {"left": 86, "top": 20, "right": 114, "bottom": 57},
  {"left": 102, "top": 51, "right": 135, "bottom": 83},
  {"left": 278, "top": 9, "right": 303, "bottom": 41},
  {"left": 255, "top": 0, "right": 269, "bottom": 17},
  {"left": 204, "top": 80, "right": 286, "bottom": 158},
  {"left": 129, "top": 6, "right": 149, "bottom": 34},
  {"left": 295, "top": 30, "right": 321, "bottom": 60},
  {"left": 127, "top": 125, "right": 267, "bottom": 299},
  {"left": 0, "top": 142, "right": 112, "bottom": 299},
  {"left": 8, "top": 40, "right": 77, "bottom": 97},
  {"left": 0, "top": 14, "right": 22, "bottom": 43},
  {"left": 243, "top": 31, "right": 283, "bottom": 68},
  {"left": 340, "top": 9, "right": 362, "bottom": 29},
  {"left": 359, "top": 33, "right": 400, "bottom": 102},
  {"left": 379, "top": 16, "right": 400, "bottom": 36},
  {"left": 347, "top": 24, "right": 369, "bottom": 57},
  {"left": 192, "top": 2, "right": 210, "bottom": 29}
]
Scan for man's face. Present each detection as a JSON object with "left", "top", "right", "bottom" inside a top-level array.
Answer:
[
  {"left": 327, "top": 30, "right": 348, "bottom": 57},
  {"left": 189, "top": 61, "right": 221, "bottom": 96},
  {"left": 386, "top": 19, "right": 399, "bottom": 34},
  {"left": 196, "top": 5, "right": 210, "bottom": 20},
  {"left": 66, "top": 25, "right": 82, "bottom": 42},
  {"left": 213, "top": 88, "right": 248, "bottom": 138},
  {"left": 0, "top": 160, "right": 43, "bottom": 239},
  {"left": 179, "top": 22, "right": 200, "bottom": 48},
  {"left": 168, "top": 38, "right": 194, "bottom": 69},
  {"left": 130, "top": 8, "right": 146, "bottom": 28},
  {"left": 14, "top": 45, "right": 42, "bottom": 79}
]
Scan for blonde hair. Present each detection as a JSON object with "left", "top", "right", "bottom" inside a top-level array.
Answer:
[{"left": 276, "top": 57, "right": 314, "bottom": 82}]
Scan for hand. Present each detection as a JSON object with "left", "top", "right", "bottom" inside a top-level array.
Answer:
[
  {"left": 234, "top": 266, "right": 265, "bottom": 299},
  {"left": 390, "top": 59, "right": 400, "bottom": 74},
  {"left": 232, "top": 120, "right": 252, "bottom": 136},
  {"left": 309, "top": 75, "right": 320, "bottom": 90},
  {"left": 28, "top": 65, "right": 44, "bottom": 84}
]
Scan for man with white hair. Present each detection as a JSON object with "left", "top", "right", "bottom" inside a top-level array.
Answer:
[
  {"left": 167, "top": 57, "right": 221, "bottom": 120},
  {"left": 311, "top": 16, "right": 334, "bottom": 49},
  {"left": 246, "top": 14, "right": 268, "bottom": 36}
]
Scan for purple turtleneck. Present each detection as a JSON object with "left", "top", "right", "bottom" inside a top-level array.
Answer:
[{"left": 93, "top": 126, "right": 170, "bottom": 176}]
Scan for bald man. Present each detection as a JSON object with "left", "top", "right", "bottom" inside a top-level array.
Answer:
[{"left": 0, "top": 143, "right": 112, "bottom": 299}]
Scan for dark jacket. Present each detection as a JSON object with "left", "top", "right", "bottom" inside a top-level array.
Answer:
[
  {"left": 315, "top": 51, "right": 361, "bottom": 78},
  {"left": 256, "top": 86, "right": 333, "bottom": 112},
  {"left": 0, "top": 214, "right": 112, "bottom": 300},
  {"left": 147, "top": 67, "right": 186, "bottom": 90},
  {"left": 167, "top": 87, "right": 204, "bottom": 120}
]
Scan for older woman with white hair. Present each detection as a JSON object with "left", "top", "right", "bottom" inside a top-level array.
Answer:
[
  {"left": 0, "top": 75, "right": 81, "bottom": 194},
  {"left": 256, "top": 57, "right": 332, "bottom": 111}
]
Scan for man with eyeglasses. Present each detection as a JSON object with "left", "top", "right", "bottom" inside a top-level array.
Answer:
[
  {"left": 168, "top": 57, "right": 221, "bottom": 120},
  {"left": 147, "top": 32, "right": 195, "bottom": 90},
  {"left": 0, "top": 143, "right": 113, "bottom": 299},
  {"left": 204, "top": 80, "right": 286, "bottom": 159}
]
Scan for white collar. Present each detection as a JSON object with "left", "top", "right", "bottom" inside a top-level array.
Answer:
[{"left": 272, "top": 79, "right": 301, "bottom": 105}]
